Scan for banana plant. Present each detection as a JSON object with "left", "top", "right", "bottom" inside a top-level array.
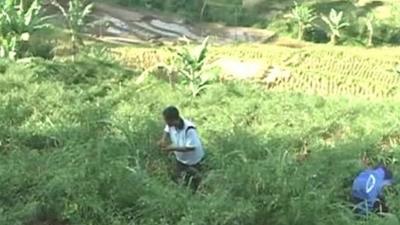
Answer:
[
  {"left": 0, "top": 36, "right": 17, "bottom": 59},
  {"left": 175, "top": 36, "right": 218, "bottom": 97},
  {"left": 289, "top": 1, "right": 317, "bottom": 41},
  {"left": 321, "top": 9, "right": 349, "bottom": 45},
  {"left": 52, "top": 0, "right": 93, "bottom": 53},
  {"left": 0, "top": 0, "right": 52, "bottom": 59}
]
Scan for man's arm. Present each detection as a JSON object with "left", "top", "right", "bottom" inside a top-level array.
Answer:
[
  {"left": 163, "top": 145, "right": 195, "bottom": 152},
  {"left": 158, "top": 131, "right": 170, "bottom": 148},
  {"left": 163, "top": 129, "right": 199, "bottom": 152}
]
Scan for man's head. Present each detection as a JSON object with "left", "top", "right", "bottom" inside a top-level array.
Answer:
[{"left": 163, "top": 106, "right": 182, "bottom": 128}]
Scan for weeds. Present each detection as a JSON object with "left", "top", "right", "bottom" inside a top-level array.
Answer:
[{"left": 1, "top": 55, "right": 400, "bottom": 224}]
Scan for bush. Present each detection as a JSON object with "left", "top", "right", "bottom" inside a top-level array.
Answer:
[
  {"left": 374, "top": 22, "right": 400, "bottom": 45},
  {"left": 27, "top": 41, "right": 56, "bottom": 59},
  {"left": 303, "top": 26, "right": 329, "bottom": 43}
]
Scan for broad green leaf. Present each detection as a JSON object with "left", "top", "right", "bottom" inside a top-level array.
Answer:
[{"left": 82, "top": 3, "right": 94, "bottom": 18}]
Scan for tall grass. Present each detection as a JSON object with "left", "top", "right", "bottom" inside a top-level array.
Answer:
[{"left": 1, "top": 53, "right": 400, "bottom": 224}]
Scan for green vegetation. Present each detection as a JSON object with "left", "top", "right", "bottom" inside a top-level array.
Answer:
[
  {"left": 289, "top": 1, "right": 317, "bottom": 41},
  {"left": 0, "top": 0, "right": 52, "bottom": 59},
  {"left": 0, "top": 0, "right": 400, "bottom": 225},
  {"left": 52, "top": 0, "right": 93, "bottom": 53},
  {"left": 104, "top": 0, "right": 400, "bottom": 46},
  {"left": 2, "top": 52, "right": 400, "bottom": 224},
  {"left": 174, "top": 37, "right": 219, "bottom": 97},
  {"left": 321, "top": 9, "right": 349, "bottom": 45}
]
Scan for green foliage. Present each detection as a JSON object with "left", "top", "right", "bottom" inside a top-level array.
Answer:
[
  {"left": 321, "top": 9, "right": 349, "bottom": 45},
  {"left": 389, "top": 2, "right": 400, "bottom": 25},
  {"left": 105, "top": 0, "right": 400, "bottom": 46},
  {"left": 2, "top": 55, "right": 400, "bottom": 224},
  {"left": 101, "top": 0, "right": 400, "bottom": 46},
  {"left": 373, "top": 3, "right": 400, "bottom": 45},
  {"left": 2, "top": 1, "right": 400, "bottom": 224},
  {"left": 0, "top": 0, "right": 52, "bottom": 59},
  {"left": 52, "top": 0, "right": 93, "bottom": 52},
  {"left": 174, "top": 37, "right": 218, "bottom": 97},
  {"left": 27, "top": 39, "right": 56, "bottom": 59},
  {"left": 289, "top": 1, "right": 317, "bottom": 40}
]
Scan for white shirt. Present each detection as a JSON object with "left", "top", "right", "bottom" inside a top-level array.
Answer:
[{"left": 164, "top": 119, "right": 205, "bottom": 165}]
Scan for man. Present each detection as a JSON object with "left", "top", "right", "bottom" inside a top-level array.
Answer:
[
  {"left": 351, "top": 165, "right": 394, "bottom": 216},
  {"left": 158, "top": 106, "right": 205, "bottom": 192}
]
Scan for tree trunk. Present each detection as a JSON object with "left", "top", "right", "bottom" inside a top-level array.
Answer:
[
  {"left": 298, "top": 23, "right": 304, "bottom": 40},
  {"left": 367, "top": 33, "right": 373, "bottom": 47},
  {"left": 366, "top": 20, "right": 374, "bottom": 47},
  {"left": 330, "top": 34, "right": 337, "bottom": 45}
]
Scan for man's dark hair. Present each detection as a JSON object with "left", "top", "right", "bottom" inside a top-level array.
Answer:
[{"left": 163, "top": 106, "right": 180, "bottom": 120}]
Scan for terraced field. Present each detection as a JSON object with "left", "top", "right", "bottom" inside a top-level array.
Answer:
[{"left": 113, "top": 44, "right": 400, "bottom": 99}]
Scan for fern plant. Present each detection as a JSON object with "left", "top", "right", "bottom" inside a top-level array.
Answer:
[
  {"left": 289, "top": 1, "right": 317, "bottom": 41},
  {"left": 52, "top": 0, "right": 93, "bottom": 53},
  {"left": 321, "top": 9, "right": 349, "bottom": 45}
]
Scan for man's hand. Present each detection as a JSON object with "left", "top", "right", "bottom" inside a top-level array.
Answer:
[
  {"left": 158, "top": 132, "right": 170, "bottom": 149},
  {"left": 157, "top": 140, "right": 168, "bottom": 148},
  {"left": 161, "top": 144, "right": 176, "bottom": 152}
]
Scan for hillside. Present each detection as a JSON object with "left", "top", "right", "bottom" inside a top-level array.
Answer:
[
  {"left": 1, "top": 55, "right": 400, "bottom": 225},
  {"left": 100, "top": 0, "right": 400, "bottom": 46},
  {"left": 1, "top": 0, "right": 400, "bottom": 225}
]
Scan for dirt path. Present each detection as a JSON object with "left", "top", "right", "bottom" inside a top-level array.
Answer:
[{"left": 88, "top": 2, "right": 276, "bottom": 45}]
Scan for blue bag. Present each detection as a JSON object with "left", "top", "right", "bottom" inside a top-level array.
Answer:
[{"left": 351, "top": 166, "right": 393, "bottom": 215}]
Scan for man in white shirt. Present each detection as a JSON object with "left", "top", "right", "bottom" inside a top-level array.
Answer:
[{"left": 158, "top": 106, "right": 205, "bottom": 192}]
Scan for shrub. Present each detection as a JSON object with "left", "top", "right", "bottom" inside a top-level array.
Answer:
[{"left": 373, "top": 4, "right": 400, "bottom": 45}]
